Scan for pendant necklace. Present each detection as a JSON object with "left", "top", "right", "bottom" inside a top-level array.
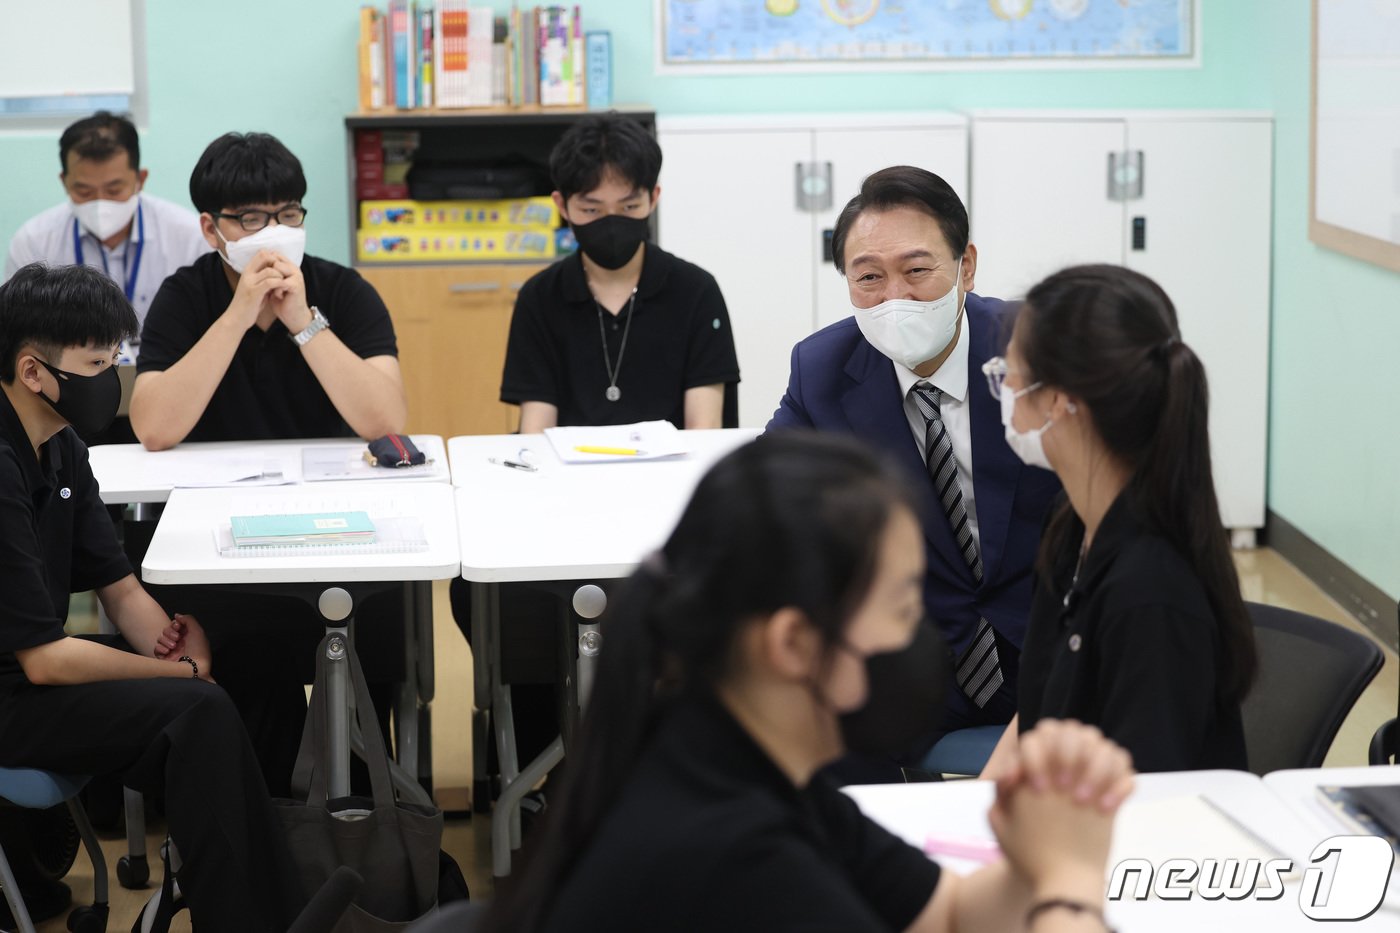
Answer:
[{"left": 597, "top": 288, "right": 637, "bottom": 402}]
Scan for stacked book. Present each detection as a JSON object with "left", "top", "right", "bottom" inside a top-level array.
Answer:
[{"left": 357, "top": 3, "right": 606, "bottom": 110}]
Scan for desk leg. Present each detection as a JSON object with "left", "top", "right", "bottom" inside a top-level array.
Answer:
[
  {"left": 491, "top": 737, "right": 564, "bottom": 878},
  {"left": 324, "top": 627, "right": 352, "bottom": 800},
  {"left": 396, "top": 582, "right": 421, "bottom": 785},
  {"left": 412, "top": 580, "right": 435, "bottom": 788},
  {"left": 492, "top": 680, "right": 522, "bottom": 847},
  {"left": 470, "top": 582, "right": 498, "bottom": 812}
]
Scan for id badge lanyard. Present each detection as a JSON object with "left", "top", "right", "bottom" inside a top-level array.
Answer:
[{"left": 72, "top": 202, "right": 145, "bottom": 303}]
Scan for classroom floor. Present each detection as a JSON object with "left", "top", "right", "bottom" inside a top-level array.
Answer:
[{"left": 24, "top": 547, "right": 1400, "bottom": 931}]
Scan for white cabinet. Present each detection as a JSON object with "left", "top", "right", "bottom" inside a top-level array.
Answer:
[
  {"left": 968, "top": 111, "right": 1273, "bottom": 534},
  {"left": 659, "top": 113, "right": 969, "bottom": 429}
]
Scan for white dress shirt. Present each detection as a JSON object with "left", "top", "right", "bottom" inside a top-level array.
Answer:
[
  {"left": 3, "top": 193, "right": 210, "bottom": 342},
  {"left": 893, "top": 315, "right": 981, "bottom": 554}
]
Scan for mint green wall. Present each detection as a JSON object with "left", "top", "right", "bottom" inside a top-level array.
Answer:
[
  {"left": 2, "top": 2, "right": 1396, "bottom": 597},
  {"left": 1261, "top": 10, "right": 1400, "bottom": 600}
]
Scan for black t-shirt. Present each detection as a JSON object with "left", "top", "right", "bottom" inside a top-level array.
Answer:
[
  {"left": 137, "top": 252, "right": 399, "bottom": 441},
  {"left": 0, "top": 390, "right": 131, "bottom": 695},
  {"left": 500, "top": 245, "right": 741, "bottom": 429},
  {"left": 1018, "top": 492, "right": 1248, "bottom": 772},
  {"left": 540, "top": 698, "right": 941, "bottom": 933}
]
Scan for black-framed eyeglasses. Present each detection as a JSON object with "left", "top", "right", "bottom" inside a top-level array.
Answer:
[{"left": 214, "top": 204, "right": 308, "bottom": 233}]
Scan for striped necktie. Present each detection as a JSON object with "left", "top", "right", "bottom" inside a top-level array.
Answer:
[{"left": 911, "top": 382, "right": 1004, "bottom": 709}]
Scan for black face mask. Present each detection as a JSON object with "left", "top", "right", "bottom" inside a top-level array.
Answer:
[
  {"left": 37, "top": 360, "right": 122, "bottom": 439},
  {"left": 838, "top": 620, "right": 952, "bottom": 758},
  {"left": 571, "top": 213, "right": 650, "bottom": 270}
]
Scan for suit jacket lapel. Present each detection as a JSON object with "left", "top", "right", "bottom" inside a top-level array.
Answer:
[
  {"left": 965, "top": 300, "right": 1023, "bottom": 585},
  {"left": 839, "top": 339, "right": 970, "bottom": 583}
]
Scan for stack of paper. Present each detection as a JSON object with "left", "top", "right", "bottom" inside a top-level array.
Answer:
[{"left": 545, "top": 421, "right": 690, "bottom": 464}]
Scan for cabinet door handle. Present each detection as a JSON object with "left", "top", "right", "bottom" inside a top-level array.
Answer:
[
  {"left": 795, "top": 161, "right": 834, "bottom": 213},
  {"left": 448, "top": 282, "right": 501, "bottom": 294}
]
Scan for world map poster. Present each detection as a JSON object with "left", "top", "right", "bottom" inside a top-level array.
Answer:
[{"left": 660, "top": 0, "right": 1195, "bottom": 67}]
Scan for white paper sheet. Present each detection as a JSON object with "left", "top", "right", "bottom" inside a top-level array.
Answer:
[{"left": 544, "top": 421, "right": 690, "bottom": 464}]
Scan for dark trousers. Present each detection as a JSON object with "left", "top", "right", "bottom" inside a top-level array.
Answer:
[{"left": 0, "top": 677, "right": 304, "bottom": 932}]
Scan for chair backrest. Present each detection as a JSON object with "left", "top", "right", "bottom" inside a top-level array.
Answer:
[
  {"left": 408, "top": 900, "right": 488, "bottom": 932},
  {"left": 1241, "top": 602, "right": 1384, "bottom": 775}
]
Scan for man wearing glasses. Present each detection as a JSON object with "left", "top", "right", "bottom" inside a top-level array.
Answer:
[
  {"left": 767, "top": 166, "right": 1062, "bottom": 781},
  {"left": 128, "top": 132, "right": 406, "bottom": 796},
  {"left": 131, "top": 131, "right": 405, "bottom": 449}
]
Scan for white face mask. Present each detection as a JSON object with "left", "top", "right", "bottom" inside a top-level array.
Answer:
[
  {"left": 999, "top": 382, "right": 1056, "bottom": 471},
  {"left": 851, "top": 259, "right": 964, "bottom": 371},
  {"left": 72, "top": 195, "right": 140, "bottom": 241},
  {"left": 216, "top": 222, "right": 306, "bottom": 274}
]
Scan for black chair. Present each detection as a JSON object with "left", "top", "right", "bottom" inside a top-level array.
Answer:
[
  {"left": 407, "top": 900, "right": 488, "bottom": 931},
  {"left": 1367, "top": 600, "right": 1400, "bottom": 766},
  {"left": 1241, "top": 602, "right": 1384, "bottom": 775}
]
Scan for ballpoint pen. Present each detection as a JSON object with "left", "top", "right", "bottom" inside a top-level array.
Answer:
[{"left": 488, "top": 457, "right": 538, "bottom": 472}]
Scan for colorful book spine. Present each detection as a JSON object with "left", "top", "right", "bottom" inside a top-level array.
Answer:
[
  {"left": 419, "top": 5, "right": 434, "bottom": 108},
  {"left": 383, "top": 5, "right": 397, "bottom": 110},
  {"left": 467, "top": 6, "right": 495, "bottom": 106},
  {"left": 585, "top": 30, "right": 610, "bottom": 110},
  {"left": 570, "top": 6, "right": 584, "bottom": 105},
  {"left": 391, "top": 0, "right": 410, "bottom": 109},
  {"left": 437, "top": 1, "right": 470, "bottom": 107}
]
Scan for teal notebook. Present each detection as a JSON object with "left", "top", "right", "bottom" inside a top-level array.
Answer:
[{"left": 230, "top": 511, "right": 376, "bottom": 547}]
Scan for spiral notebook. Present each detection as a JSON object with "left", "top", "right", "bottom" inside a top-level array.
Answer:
[{"left": 216, "top": 515, "right": 428, "bottom": 558}]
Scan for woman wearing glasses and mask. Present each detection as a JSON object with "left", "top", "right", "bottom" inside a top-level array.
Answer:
[
  {"left": 981, "top": 265, "right": 1256, "bottom": 776},
  {"left": 485, "top": 432, "right": 1135, "bottom": 933}
]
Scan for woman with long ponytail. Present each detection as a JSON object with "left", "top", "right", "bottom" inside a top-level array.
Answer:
[
  {"left": 981, "top": 264, "right": 1257, "bottom": 776},
  {"left": 484, "top": 432, "right": 1135, "bottom": 933}
]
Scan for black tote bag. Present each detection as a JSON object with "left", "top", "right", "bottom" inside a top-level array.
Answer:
[{"left": 276, "top": 632, "right": 443, "bottom": 932}]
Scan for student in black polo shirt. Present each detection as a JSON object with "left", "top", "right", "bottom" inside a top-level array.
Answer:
[
  {"left": 131, "top": 132, "right": 404, "bottom": 444},
  {"left": 0, "top": 263, "right": 302, "bottom": 932},
  {"left": 484, "top": 434, "right": 1133, "bottom": 933},
  {"left": 501, "top": 112, "right": 740, "bottom": 430},
  {"left": 980, "top": 265, "right": 1256, "bottom": 775},
  {"left": 127, "top": 132, "right": 408, "bottom": 795},
  {"left": 456, "top": 115, "right": 743, "bottom": 780}
]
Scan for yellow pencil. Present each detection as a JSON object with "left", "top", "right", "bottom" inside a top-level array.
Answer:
[{"left": 574, "top": 445, "right": 642, "bottom": 456}]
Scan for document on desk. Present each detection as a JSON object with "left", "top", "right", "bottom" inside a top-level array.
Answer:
[
  {"left": 156, "top": 450, "right": 293, "bottom": 489},
  {"left": 301, "top": 446, "right": 430, "bottom": 482},
  {"left": 545, "top": 421, "right": 690, "bottom": 463},
  {"left": 1108, "top": 794, "right": 1297, "bottom": 891}
]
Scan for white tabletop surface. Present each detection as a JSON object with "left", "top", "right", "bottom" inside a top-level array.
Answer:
[
  {"left": 449, "top": 428, "right": 760, "bottom": 582},
  {"left": 89, "top": 435, "right": 450, "bottom": 505},
  {"left": 845, "top": 768, "right": 1400, "bottom": 932},
  {"left": 141, "top": 481, "right": 461, "bottom": 585}
]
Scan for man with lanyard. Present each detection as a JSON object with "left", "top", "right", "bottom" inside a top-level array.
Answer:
[
  {"left": 455, "top": 113, "right": 741, "bottom": 799},
  {"left": 4, "top": 111, "right": 209, "bottom": 362}
]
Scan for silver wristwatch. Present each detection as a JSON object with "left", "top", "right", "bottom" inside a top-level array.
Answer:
[{"left": 290, "top": 306, "right": 330, "bottom": 346}]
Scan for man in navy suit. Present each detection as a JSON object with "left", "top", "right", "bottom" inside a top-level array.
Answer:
[{"left": 768, "top": 166, "right": 1061, "bottom": 767}]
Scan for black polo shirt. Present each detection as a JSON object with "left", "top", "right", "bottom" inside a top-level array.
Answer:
[
  {"left": 137, "top": 252, "right": 399, "bottom": 441},
  {"left": 541, "top": 697, "right": 941, "bottom": 933},
  {"left": 1018, "top": 492, "right": 1248, "bottom": 773},
  {"left": 500, "top": 244, "right": 741, "bottom": 429},
  {"left": 0, "top": 389, "right": 131, "bottom": 695}
]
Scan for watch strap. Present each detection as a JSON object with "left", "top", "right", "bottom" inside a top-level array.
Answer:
[{"left": 291, "top": 306, "right": 330, "bottom": 346}]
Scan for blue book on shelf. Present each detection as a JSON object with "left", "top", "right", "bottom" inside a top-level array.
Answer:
[
  {"left": 230, "top": 511, "right": 376, "bottom": 547},
  {"left": 586, "top": 30, "right": 611, "bottom": 109},
  {"left": 393, "top": 0, "right": 413, "bottom": 109}
]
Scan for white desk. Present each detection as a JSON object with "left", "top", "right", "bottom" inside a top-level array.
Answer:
[
  {"left": 142, "top": 482, "right": 461, "bottom": 802},
  {"left": 845, "top": 768, "right": 1400, "bottom": 932},
  {"left": 90, "top": 434, "right": 449, "bottom": 505},
  {"left": 449, "top": 429, "right": 759, "bottom": 582},
  {"left": 93, "top": 438, "right": 450, "bottom": 790},
  {"left": 449, "top": 428, "right": 759, "bottom": 874}
]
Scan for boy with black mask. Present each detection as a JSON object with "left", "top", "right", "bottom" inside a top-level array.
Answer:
[
  {"left": 464, "top": 114, "right": 742, "bottom": 785},
  {"left": 500, "top": 112, "right": 740, "bottom": 432}
]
